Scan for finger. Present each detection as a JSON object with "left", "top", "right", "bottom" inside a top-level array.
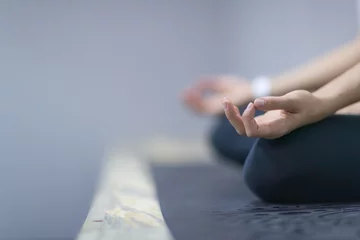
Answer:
[
  {"left": 223, "top": 98, "right": 246, "bottom": 135},
  {"left": 255, "top": 116, "right": 283, "bottom": 138},
  {"left": 196, "top": 76, "right": 234, "bottom": 91},
  {"left": 182, "top": 89, "right": 205, "bottom": 112},
  {"left": 182, "top": 88, "right": 225, "bottom": 115},
  {"left": 196, "top": 78, "right": 222, "bottom": 91},
  {"left": 253, "top": 113, "right": 292, "bottom": 139},
  {"left": 254, "top": 96, "right": 296, "bottom": 112},
  {"left": 182, "top": 88, "right": 198, "bottom": 104},
  {"left": 241, "top": 102, "right": 259, "bottom": 137},
  {"left": 201, "top": 96, "right": 225, "bottom": 115}
]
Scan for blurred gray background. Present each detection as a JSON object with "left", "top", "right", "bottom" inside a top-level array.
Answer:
[
  {"left": 0, "top": 0, "right": 359, "bottom": 238},
  {"left": 1, "top": 0, "right": 358, "bottom": 147}
]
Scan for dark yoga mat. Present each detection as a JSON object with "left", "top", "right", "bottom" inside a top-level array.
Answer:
[{"left": 151, "top": 163, "right": 360, "bottom": 240}]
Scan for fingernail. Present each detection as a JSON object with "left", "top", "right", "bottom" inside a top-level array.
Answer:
[
  {"left": 247, "top": 102, "right": 253, "bottom": 110},
  {"left": 223, "top": 99, "right": 228, "bottom": 110},
  {"left": 255, "top": 98, "right": 265, "bottom": 107}
]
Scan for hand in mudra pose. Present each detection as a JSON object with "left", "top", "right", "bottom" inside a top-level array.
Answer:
[
  {"left": 223, "top": 90, "right": 327, "bottom": 139},
  {"left": 181, "top": 36, "right": 360, "bottom": 139},
  {"left": 181, "top": 76, "right": 253, "bottom": 115}
]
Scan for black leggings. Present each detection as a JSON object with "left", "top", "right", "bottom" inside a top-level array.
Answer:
[
  {"left": 210, "top": 106, "right": 263, "bottom": 165},
  {"left": 210, "top": 112, "right": 360, "bottom": 203}
]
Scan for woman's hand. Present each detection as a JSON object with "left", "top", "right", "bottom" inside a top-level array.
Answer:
[
  {"left": 223, "top": 90, "right": 328, "bottom": 139},
  {"left": 181, "top": 76, "right": 252, "bottom": 115}
]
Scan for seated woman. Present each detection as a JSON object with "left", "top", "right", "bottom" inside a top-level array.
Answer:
[{"left": 182, "top": 35, "right": 360, "bottom": 203}]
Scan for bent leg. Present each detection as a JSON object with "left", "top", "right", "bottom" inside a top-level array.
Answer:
[
  {"left": 209, "top": 106, "right": 262, "bottom": 166},
  {"left": 244, "top": 115, "right": 360, "bottom": 203}
]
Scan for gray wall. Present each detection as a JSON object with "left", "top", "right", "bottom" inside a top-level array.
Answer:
[
  {"left": 224, "top": 0, "right": 358, "bottom": 77},
  {"left": 1, "top": 1, "right": 224, "bottom": 238},
  {"left": 1, "top": 0, "right": 225, "bottom": 148},
  {"left": 2, "top": 0, "right": 358, "bottom": 147}
]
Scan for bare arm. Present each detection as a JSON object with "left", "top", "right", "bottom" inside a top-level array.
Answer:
[
  {"left": 223, "top": 42, "right": 360, "bottom": 139},
  {"left": 336, "top": 101, "right": 360, "bottom": 115},
  {"left": 314, "top": 61, "right": 360, "bottom": 117},
  {"left": 269, "top": 36, "right": 360, "bottom": 96},
  {"left": 183, "top": 36, "right": 360, "bottom": 116},
  {"left": 223, "top": 61, "right": 360, "bottom": 139}
]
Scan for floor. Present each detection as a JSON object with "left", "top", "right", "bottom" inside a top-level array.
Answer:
[
  {"left": 76, "top": 136, "right": 360, "bottom": 240},
  {"left": 76, "top": 136, "right": 211, "bottom": 240}
]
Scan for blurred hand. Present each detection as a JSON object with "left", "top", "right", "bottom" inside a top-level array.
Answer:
[
  {"left": 223, "top": 90, "right": 327, "bottom": 139},
  {"left": 181, "top": 76, "right": 252, "bottom": 115}
]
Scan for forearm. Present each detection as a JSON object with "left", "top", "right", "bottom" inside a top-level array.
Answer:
[
  {"left": 336, "top": 101, "right": 360, "bottom": 115},
  {"left": 270, "top": 36, "right": 360, "bottom": 96},
  {"left": 314, "top": 61, "right": 360, "bottom": 116}
]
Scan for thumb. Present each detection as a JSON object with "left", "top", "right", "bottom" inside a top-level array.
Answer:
[{"left": 254, "top": 96, "right": 296, "bottom": 111}]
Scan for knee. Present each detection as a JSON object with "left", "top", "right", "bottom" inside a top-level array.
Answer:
[
  {"left": 209, "top": 107, "right": 262, "bottom": 166},
  {"left": 243, "top": 137, "right": 301, "bottom": 203},
  {"left": 209, "top": 116, "right": 237, "bottom": 158},
  {"left": 243, "top": 115, "right": 360, "bottom": 203},
  {"left": 209, "top": 116, "right": 252, "bottom": 165}
]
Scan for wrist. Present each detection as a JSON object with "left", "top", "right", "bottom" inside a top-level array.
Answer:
[{"left": 312, "top": 90, "right": 339, "bottom": 118}]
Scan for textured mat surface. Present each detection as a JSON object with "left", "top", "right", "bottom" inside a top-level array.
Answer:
[{"left": 151, "top": 163, "right": 360, "bottom": 240}]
